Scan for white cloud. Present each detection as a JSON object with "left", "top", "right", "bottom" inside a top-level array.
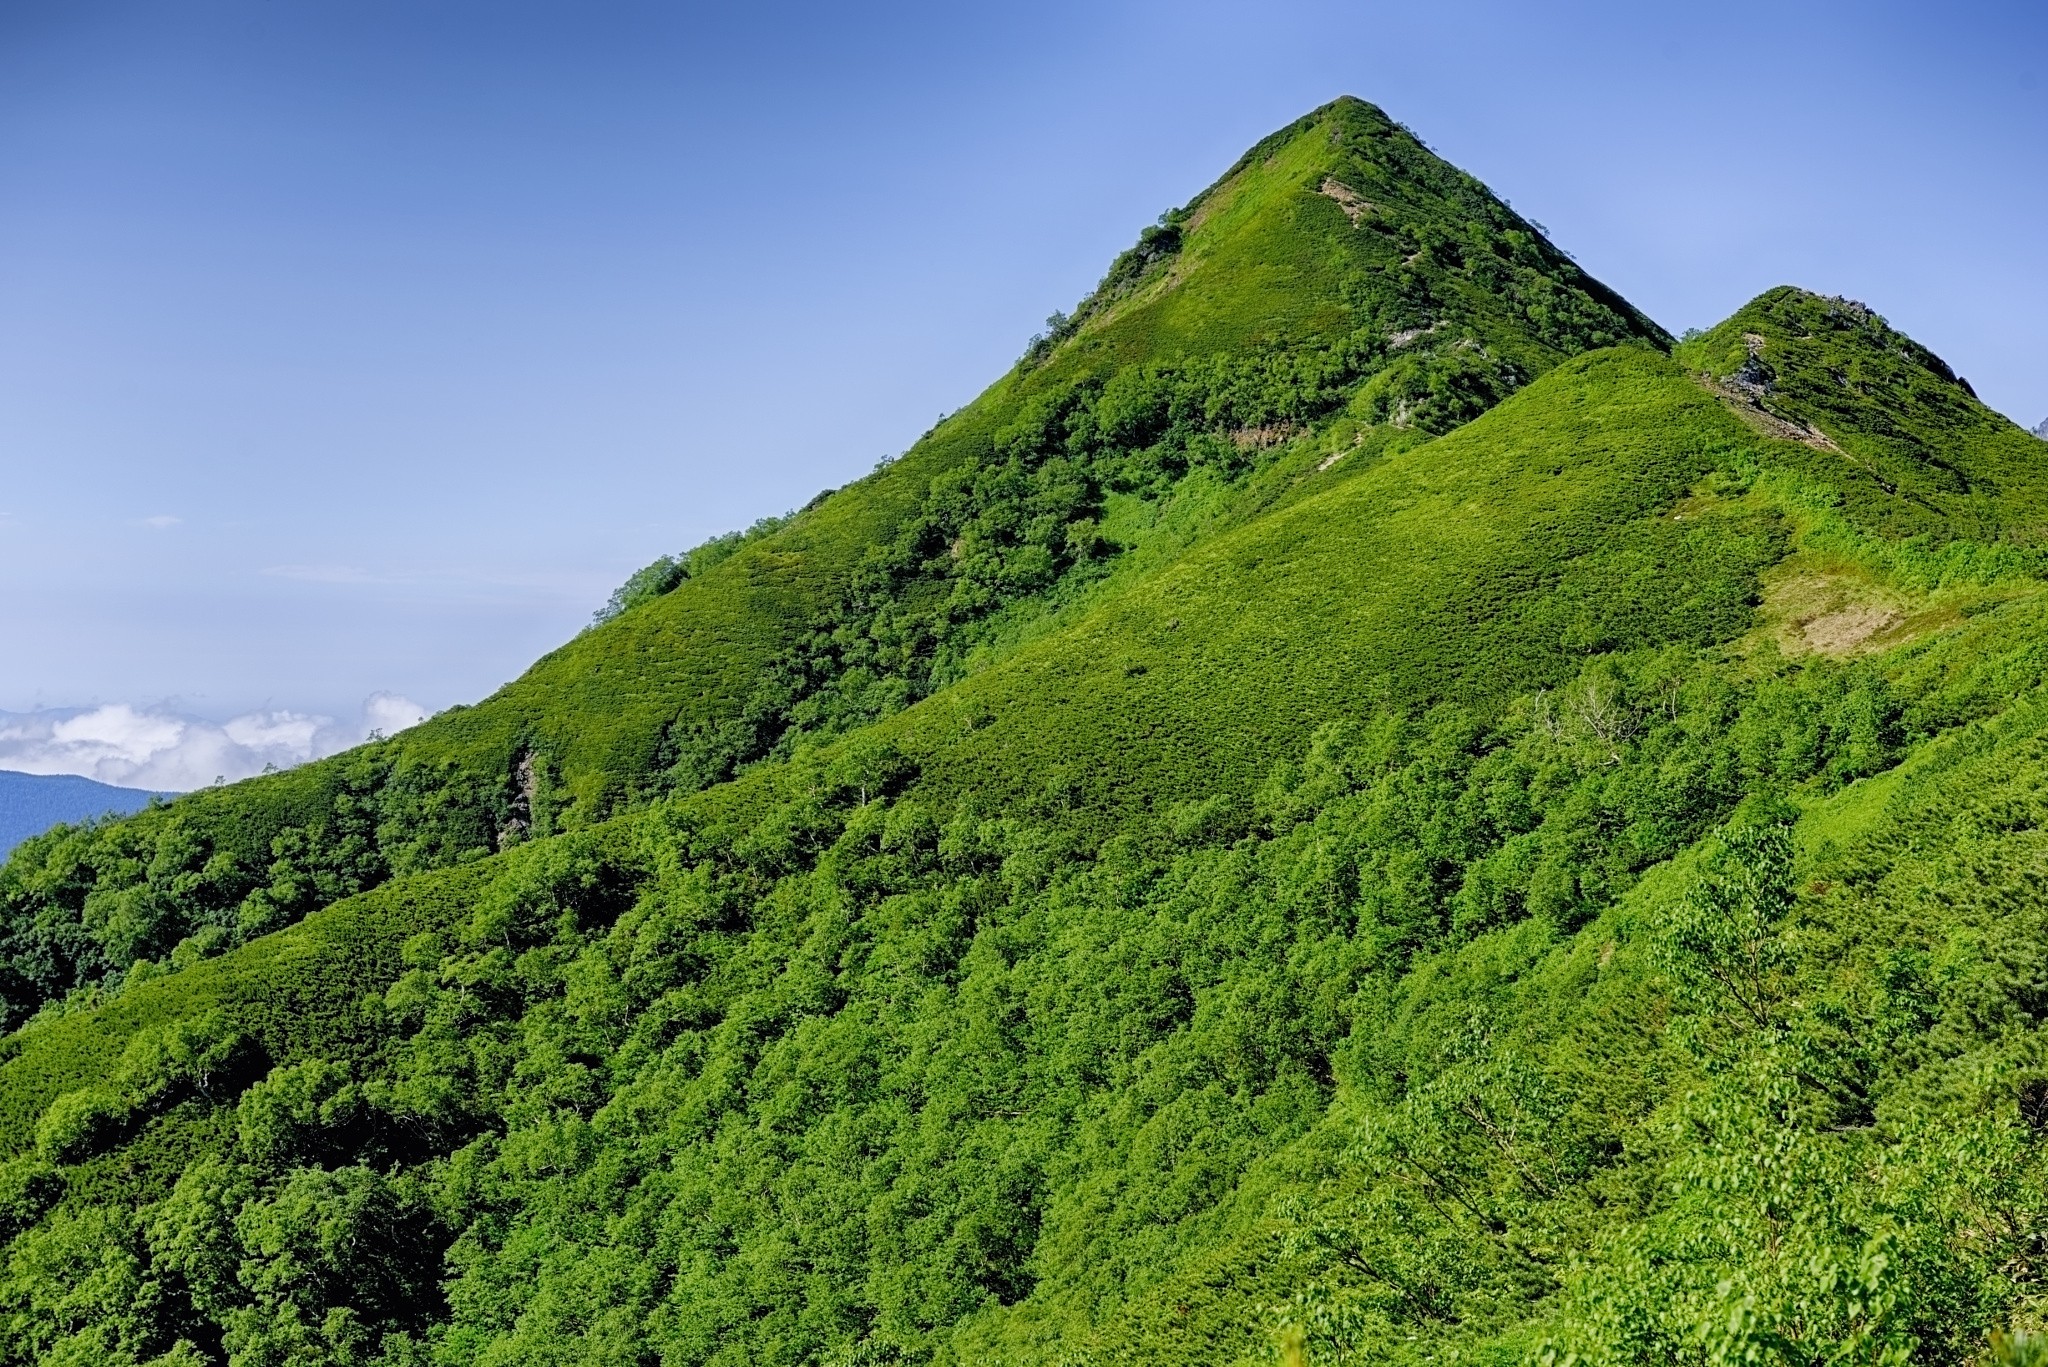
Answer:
[
  {"left": 51, "top": 704, "right": 184, "bottom": 764},
  {"left": 363, "top": 692, "right": 428, "bottom": 738},
  {"left": 222, "top": 711, "right": 324, "bottom": 753},
  {"left": 0, "top": 694, "right": 429, "bottom": 792},
  {"left": 140, "top": 515, "right": 181, "bottom": 529}
]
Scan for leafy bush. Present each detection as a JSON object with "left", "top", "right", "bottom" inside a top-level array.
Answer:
[{"left": 33, "top": 1086, "right": 125, "bottom": 1163}]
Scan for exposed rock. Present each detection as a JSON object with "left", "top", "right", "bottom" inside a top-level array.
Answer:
[
  {"left": 1318, "top": 177, "right": 1375, "bottom": 225},
  {"left": 1228, "top": 423, "right": 1300, "bottom": 450},
  {"left": 497, "top": 749, "right": 539, "bottom": 849},
  {"left": 1728, "top": 332, "right": 1775, "bottom": 398},
  {"left": 2034, "top": 417, "right": 2048, "bottom": 441},
  {"left": 1693, "top": 370, "right": 1842, "bottom": 454},
  {"left": 1798, "top": 604, "right": 1901, "bottom": 656}
]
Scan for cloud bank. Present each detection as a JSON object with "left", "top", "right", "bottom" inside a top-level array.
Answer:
[{"left": 0, "top": 693, "right": 428, "bottom": 792}]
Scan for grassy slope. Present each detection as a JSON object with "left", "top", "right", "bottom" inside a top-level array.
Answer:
[
  {"left": 0, "top": 862, "right": 501, "bottom": 1176},
  {"left": 8, "top": 103, "right": 2048, "bottom": 1366},
  {"left": 7, "top": 277, "right": 2040, "bottom": 1143},
  {"left": 0, "top": 97, "right": 1684, "bottom": 1034},
  {"left": 1675, "top": 287, "right": 2048, "bottom": 544},
  {"left": 874, "top": 347, "right": 1777, "bottom": 829}
]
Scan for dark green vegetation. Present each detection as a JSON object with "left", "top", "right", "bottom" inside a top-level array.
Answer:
[{"left": 4, "top": 97, "right": 2048, "bottom": 1366}]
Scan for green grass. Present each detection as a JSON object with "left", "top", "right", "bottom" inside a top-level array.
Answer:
[{"left": 884, "top": 348, "right": 1778, "bottom": 827}]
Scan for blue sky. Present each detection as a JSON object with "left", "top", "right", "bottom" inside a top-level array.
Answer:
[{"left": 1, "top": 0, "right": 2043, "bottom": 781}]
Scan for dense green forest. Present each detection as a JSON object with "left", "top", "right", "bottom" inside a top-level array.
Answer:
[{"left": 6, "top": 96, "right": 2048, "bottom": 1365}]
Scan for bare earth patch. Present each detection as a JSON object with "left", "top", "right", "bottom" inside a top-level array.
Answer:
[
  {"left": 1797, "top": 603, "right": 1901, "bottom": 655},
  {"left": 1693, "top": 371, "right": 1844, "bottom": 453},
  {"left": 1758, "top": 566, "right": 1928, "bottom": 659},
  {"left": 1229, "top": 423, "right": 1299, "bottom": 450},
  {"left": 1318, "top": 177, "right": 1375, "bottom": 225}
]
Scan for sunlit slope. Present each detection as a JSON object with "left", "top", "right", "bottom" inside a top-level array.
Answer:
[
  {"left": 0, "top": 97, "right": 1672, "bottom": 1024},
  {"left": 1044, "top": 96, "right": 1662, "bottom": 370},
  {"left": 760, "top": 293, "right": 2048, "bottom": 840},
  {"left": 0, "top": 346, "right": 1764, "bottom": 1151},
  {"left": 0, "top": 861, "right": 505, "bottom": 1177},
  {"left": 1675, "top": 286, "right": 2048, "bottom": 542},
  {"left": 7, "top": 282, "right": 2048, "bottom": 1364},
  {"left": 860, "top": 346, "right": 1783, "bottom": 828}
]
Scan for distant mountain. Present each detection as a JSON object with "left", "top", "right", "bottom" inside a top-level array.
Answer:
[
  {"left": 2033, "top": 415, "right": 2048, "bottom": 439},
  {"left": 0, "top": 769, "right": 168, "bottom": 857}
]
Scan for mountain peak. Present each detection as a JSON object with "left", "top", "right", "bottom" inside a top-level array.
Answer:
[
  {"left": 1021, "top": 96, "right": 1666, "bottom": 375},
  {"left": 1675, "top": 285, "right": 2048, "bottom": 541},
  {"left": 2033, "top": 415, "right": 2048, "bottom": 440}
]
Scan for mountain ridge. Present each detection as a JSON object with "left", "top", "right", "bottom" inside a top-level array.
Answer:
[
  {"left": 0, "top": 770, "right": 167, "bottom": 859},
  {"left": 0, "top": 95, "right": 1671, "bottom": 1024},
  {"left": 4, "top": 98, "right": 2048, "bottom": 1367}
]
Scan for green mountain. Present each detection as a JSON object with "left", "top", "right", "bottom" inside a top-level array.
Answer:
[{"left": 5, "top": 96, "right": 2048, "bottom": 1366}]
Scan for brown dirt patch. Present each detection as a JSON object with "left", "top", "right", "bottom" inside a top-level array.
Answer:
[
  {"left": 1229, "top": 423, "right": 1299, "bottom": 450},
  {"left": 1759, "top": 566, "right": 1926, "bottom": 659},
  {"left": 1693, "top": 371, "right": 1843, "bottom": 453},
  {"left": 1797, "top": 603, "right": 1901, "bottom": 655},
  {"left": 1319, "top": 177, "right": 1375, "bottom": 225}
]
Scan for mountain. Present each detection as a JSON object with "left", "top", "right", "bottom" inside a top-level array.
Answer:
[
  {"left": 0, "top": 96, "right": 1667, "bottom": 1017},
  {"left": 2033, "top": 415, "right": 2048, "bottom": 438},
  {"left": 4, "top": 97, "right": 2048, "bottom": 1366},
  {"left": 0, "top": 769, "right": 165, "bottom": 857}
]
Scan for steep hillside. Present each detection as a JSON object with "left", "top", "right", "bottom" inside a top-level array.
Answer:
[
  {"left": 1676, "top": 288, "right": 2048, "bottom": 543},
  {"left": 0, "top": 97, "right": 1667, "bottom": 1029},
  {"left": 6, "top": 100, "right": 2048, "bottom": 1367}
]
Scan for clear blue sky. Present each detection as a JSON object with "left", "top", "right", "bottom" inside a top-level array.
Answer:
[{"left": 2, "top": 0, "right": 2043, "bottom": 735}]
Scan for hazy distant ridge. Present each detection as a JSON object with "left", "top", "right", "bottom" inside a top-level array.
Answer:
[{"left": 0, "top": 769, "right": 166, "bottom": 857}]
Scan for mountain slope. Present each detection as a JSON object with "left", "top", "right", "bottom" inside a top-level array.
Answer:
[
  {"left": 1677, "top": 288, "right": 2048, "bottom": 542},
  {"left": 0, "top": 97, "right": 1669, "bottom": 1028},
  {"left": 6, "top": 100, "right": 2048, "bottom": 1367}
]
